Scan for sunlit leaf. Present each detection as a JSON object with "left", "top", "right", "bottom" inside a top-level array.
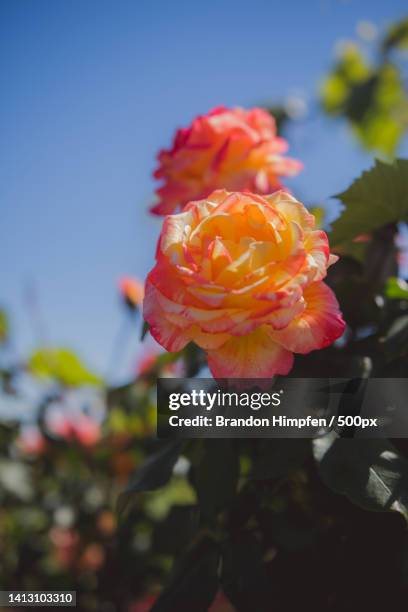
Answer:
[
  {"left": 145, "top": 477, "right": 196, "bottom": 520},
  {"left": 321, "top": 35, "right": 408, "bottom": 156},
  {"left": 28, "top": 347, "right": 102, "bottom": 387},
  {"left": 309, "top": 206, "right": 326, "bottom": 229},
  {"left": 385, "top": 277, "right": 408, "bottom": 300}
]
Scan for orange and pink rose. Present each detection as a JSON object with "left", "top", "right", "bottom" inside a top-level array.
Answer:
[
  {"left": 151, "top": 106, "right": 302, "bottom": 215},
  {"left": 143, "top": 190, "right": 345, "bottom": 378}
]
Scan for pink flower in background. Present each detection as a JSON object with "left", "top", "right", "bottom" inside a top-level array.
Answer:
[
  {"left": 151, "top": 106, "right": 302, "bottom": 215},
  {"left": 49, "top": 527, "right": 79, "bottom": 569},
  {"left": 16, "top": 426, "right": 47, "bottom": 456},
  {"left": 47, "top": 412, "right": 101, "bottom": 447},
  {"left": 144, "top": 190, "right": 345, "bottom": 378},
  {"left": 118, "top": 277, "right": 144, "bottom": 311}
]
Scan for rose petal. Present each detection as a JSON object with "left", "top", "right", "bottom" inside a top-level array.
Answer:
[{"left": 207, "top": 327, "right": 294, "bottom": 378}]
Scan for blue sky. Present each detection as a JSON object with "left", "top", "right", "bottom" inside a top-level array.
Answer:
[{"left": 1, "top": 0, "right": 408, "bottom": 383}]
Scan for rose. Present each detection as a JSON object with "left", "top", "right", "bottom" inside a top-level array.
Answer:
[
  {"left": 143, "top": 190, "right": 345, "bottom": 378},
  {"left": 151, "top": 106, "right": 302, "bottom": 215}
]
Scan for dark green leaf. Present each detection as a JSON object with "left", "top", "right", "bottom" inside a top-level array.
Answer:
[
  {"left": 381, "top": 314, "right": 408, "bottom": 360},
  {"left": 330, "top": 159, "right": 408, "bottom": 247},
  {"left": 117, "top": 440, "right": 183, "bottom": 514},
  {"left": 140, "top": 320, "right": 150, "bottom": 341},
  {"left": 151, "top": 536, "right": 219, "bottom": 612},
  {"left": 152, "top": 505, "right": 199, "bottom": 555},
  {"left": 313, "top": 433, "right": 408, "bottom": 519}
]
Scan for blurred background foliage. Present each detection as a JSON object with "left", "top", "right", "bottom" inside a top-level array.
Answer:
[
  {"left": 1, "top": 13, "right": 408, "bottom": 612},
  {"left": 320, "top": 17, "right": 408, "bottom": 156}
]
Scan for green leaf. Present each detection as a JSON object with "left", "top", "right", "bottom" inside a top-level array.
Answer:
[
  {"left": 28, "top": 347, "right": 102, "bottom": 387},
  {"left": 266, "top": 105, "right": 290, "bottom": 132},
  {"left": 140, "top": 320, "right": 150, "bottom": 341},
  {"left": 313, "top": 432, "right": 408, "bottom": 519},
  {"left": 195, "top": 439, "right": 239, "bottom": 523},
  {"left": 321, "top": 38, "right": 408, "bottom": 156},
  {"left": 144, "top": 477, "right": 197, "bottom": 520},
  {"left": 330, "top": 159, "right": 408, "bottom": 246},
  {"left": 0, "top": 309, "right": 9, "bottom": 344},
  {"left": 381, "top": 314, "right": 408, "bottom": 360},
  {"left": 351, "top": 65, "right": 408, "bottom": 156},
  {"left": 382, "top": 17, "right": 408, "bottom": 52},
  {"left": 320, "top": 43, "right": 371, "bottom": 116},
  {"left": 309, "top": 206, "right": 326, "bottom": 229},
  {"left": 386, "top": 277, "right": 408, "bottom": 300},
  {"left": 117, "top": 440, "right": 183, "bottom": 514},
  {"left": 151, "top": 536, "right": 219, "bottom": 612}
]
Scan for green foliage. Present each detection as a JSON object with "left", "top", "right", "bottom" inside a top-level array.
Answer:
[
  {"left": 28, "top": 347, "right": 102, "bottom": 387},
  {"left": 320, "top": 20, "right": 408, "bottom": 156},
  {"left": 383, "top": 17, "right": 408, "bottom": 52},
  {"left": 330, "top": 158, "right": 408, "bottom": 247}
]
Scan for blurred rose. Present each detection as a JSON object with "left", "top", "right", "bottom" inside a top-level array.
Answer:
[
  {"left": 144, "top": 190, "right": 345, "bottom": 378},
  {"left": 49, "top": 527, "right": 79, "bottom": 569},
  {"left": 74, "top": 414, "right": 101, "bottom": 446},
  {"left": 47, "top": 411, "right": 101, "bottom": 447},
  {"left": 97, "top": 510, "right": 117, "bottom": 536},
  {"left": 111, "top": 450, "right": 137, "bottom": 483},
  {"left": 152, "top": 106, "right": 302, "bottom": 215},
  {"left": 16, "top": 426, "right": 46, "bottom": 456},
  {"left": 119, "top": 277, "right": 144, "bottom": 311},
  {"left": 79, "top": 543, "right": 106, "bottom": 572}
]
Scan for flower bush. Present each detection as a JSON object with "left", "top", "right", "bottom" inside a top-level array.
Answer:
[
  {"left": 144, "top": 189, "right": 345, "bottom": 377},
  {"left": 151, "top": 106, "right": 302, "bottom": 215}
]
